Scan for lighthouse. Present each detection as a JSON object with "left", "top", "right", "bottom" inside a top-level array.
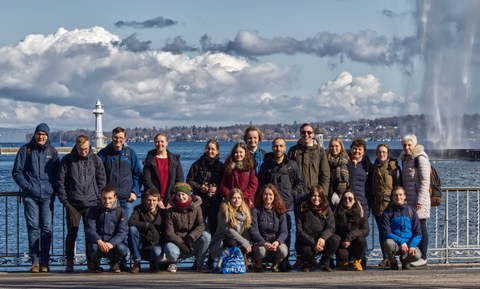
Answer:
[{"left": 93, "top": 99, "right": 105, "bottom": 149}]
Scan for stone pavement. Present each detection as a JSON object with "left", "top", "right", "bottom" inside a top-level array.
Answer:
[{"left": 0, "top": 265, "right": 479, "bottom": 288}]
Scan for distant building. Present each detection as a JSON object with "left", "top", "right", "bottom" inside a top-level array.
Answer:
[{"left": 93, "top": 99, "right": 105, "bottom": 149}]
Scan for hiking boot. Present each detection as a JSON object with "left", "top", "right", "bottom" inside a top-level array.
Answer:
[
  {"left": 378, "top": 258, "right": 389, "bottom": 267},
  {"left": 319, "top": 263, "right": 333, "bottom": 272},
  {"left": 39, "top": 266, "right": 49, "bottom": 273},
  {"left": 353, "top": 259, "right": 363, "bottom": 271},
  {"left": 65, "top": 259, "right": 74, "bottom": 273},
  {"left": 340, "top": 260, "right": 349, "bottom": 270},
  {"left": 390, "top": 260, "right": 399, "bottom": 270},
  {"left": 401, "top": 260, "right": 411, "bottom": 270},
  {"left": 119, "top": 262, "right": 130, "bottom": 272},
  {"left": 167, "top": 263, "right": 177, "bottom": 273},
  {"left": 254, "top": 262, "right": 264, "bottom": 273},
  {"left": 29, "top": 263, "right": 40, "bottom": 273},
  {"left": 130, "top": 261, "right": 141, "bottom": 274},
  {"left": 110, "top": 262, "right": 121, "bottom": 273},
  {"left": 301, "top": 262, "right": 310, "bottom": 272}
]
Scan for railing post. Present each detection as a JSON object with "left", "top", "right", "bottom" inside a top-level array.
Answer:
[{"left": 445, "top": 189, "right": 449, "bottom": 264}]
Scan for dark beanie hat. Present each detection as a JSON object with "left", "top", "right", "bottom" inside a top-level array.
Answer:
[{"left": 35, "top": 123, "right": 50, "bottom": 137}]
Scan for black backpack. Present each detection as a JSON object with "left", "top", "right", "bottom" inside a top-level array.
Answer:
[{"left": 414, "top": 156, "right": 442, "bottom": 207}]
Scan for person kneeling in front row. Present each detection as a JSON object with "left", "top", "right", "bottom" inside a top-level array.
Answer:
[
  {"left": 128, "top": 188, "right": 165, "bottom": 273},
  {"left": 164, "top": 183, "right": 211, "bottom": 273},
  {"left": 381, "top": 186, "right": 422, "bottom": 270},
  {"left": 250, "top": 184, "right": 289, "bottom": 272},
  {"left": 85, "top": 185, "right": 128, "bottom": 273}
]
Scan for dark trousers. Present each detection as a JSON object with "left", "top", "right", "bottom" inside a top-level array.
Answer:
[
  {"left": 335, "top": 235, "right": 367, "bottom": 261},
  {"left": 419, "top": 219, "right": 429, "bottom": 260},
  {"left": 298, "top": 236, "right": 339, "bottom": 265},
  {"left": 65, "top": 205, "right": 91, "bottom": 260}
]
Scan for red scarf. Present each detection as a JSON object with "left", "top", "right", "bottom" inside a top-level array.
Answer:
[{"left": 174, "top": 198, "right": 192, "bottom": 210}]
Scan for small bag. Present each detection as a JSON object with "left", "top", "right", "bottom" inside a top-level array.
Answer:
[{"left": 220, "top": 246, "right": 246, "bottom": 274}]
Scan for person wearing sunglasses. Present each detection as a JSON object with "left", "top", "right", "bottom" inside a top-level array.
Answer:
[
  {"left": 287, "top": 123, "right": 330, "bottom": 196},
  {"left": 332, "top": 190, "right": 370, "bottom": 271}
]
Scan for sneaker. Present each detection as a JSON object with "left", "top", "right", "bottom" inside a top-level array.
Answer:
[
  {"left": 29, "top": 263, "right": 40, "bottom": 273},
  {"left": 130, "top": 261, "right": 141, "bottom": 274},
  {"left": 90, "top": 265, "right": 103, "bottom": 273},
  {"left": 39, "top": 266, "right": 49, "bottom": 273},
  {"left": 198, "top": 264, "right": 210, "bottom": 273},
  {"left": 65, "top": 259, "right": 74, "bottom": 273},
  {"left": 110, "top": 262, "right": 121, "bottom": 273},
  {"left": 167, "top": 263, "right": 177, "bottom": 273},
  {"left": 271, "top": 262, "right": 280, "bottom": 273},
  {"left": 410, "top": 258, "right": 427, "bottom": 267}
]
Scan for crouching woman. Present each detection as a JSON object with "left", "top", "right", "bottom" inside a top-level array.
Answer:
[
  {"left": 333, "top": 190, "right": 370, "bottom": 271},
  {"left": 210, "top": 188, "right": 252, "bottom": 266},
  {"left": 164, "top": 183, "right": 211, "bottom": 273},
  {"left": 296, "top": 185, "right": 338, "bottom": 272},
  {"left": 250, "top": 184, "right": 288, "bottom": 272}
]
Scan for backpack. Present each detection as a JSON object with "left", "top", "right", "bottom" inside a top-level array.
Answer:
[
  {"left": 414, "top": 156, "right": 442, "bottom": 207},
  {"left": 105, "top": 146, "right": 132, "bottom": 164}
]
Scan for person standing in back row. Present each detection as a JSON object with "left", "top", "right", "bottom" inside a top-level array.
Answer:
[
  {"left": 97, "top": 127, "right": 143, "bottom": 271},
  {"left": 57, "top": 135, "right": 106, "bottom": 273},
  {"left": 12, "top": 123, "right": 60, "bottom": 273},
  {"left": 244, "top": 126, "right": 266, "bottom": 175},
  {"left": 400, "top": 134, "right": 430, "bottom": 267}
]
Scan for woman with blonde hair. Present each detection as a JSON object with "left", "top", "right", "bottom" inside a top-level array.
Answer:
[
  {"left": 327, "top": 137, "right": 349, "bottom": 208},
  {"left": 210, "top": 188, "right": 252, "bottom": 265}
]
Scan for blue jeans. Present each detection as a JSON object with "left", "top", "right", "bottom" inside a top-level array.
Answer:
[
  {"left": 119, "top": 199, "right": 135, "bottom": 265},
  {"left": 164, "top": 231, "right": 211, "bottom": 265},
  {"left": 88, "top": 242, "right": 128, "bottom": 264},
  {"left": 22, "top": 195, "right": 53, "bottom": 265},
  {"left": 128, "top": 226, "right": 163, "bottom": 265},
  {"left": 286, "top": 210, "right": 296, "bottom": 259}
]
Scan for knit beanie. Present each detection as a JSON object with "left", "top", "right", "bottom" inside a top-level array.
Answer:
[
  {"left": 174, "top": 183, "right": 192, "bottom": 195},
  {"left": 35, "top": 123, "right": 50, "bottom": 137}
]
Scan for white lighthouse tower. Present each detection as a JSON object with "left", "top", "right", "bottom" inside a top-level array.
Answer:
[{"left": 93, "top": 99, "right": 105, "bottom": 149}]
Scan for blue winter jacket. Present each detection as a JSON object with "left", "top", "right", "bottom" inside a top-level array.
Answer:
[
  {"left": 97, "top": 143, "right": 142, "bottom": 201},
  {"left": 381, "top": 203, "right": 422, "bottom": 248},
  {"left": 12, "top": 138, "right": 60, "bottom": 201},
  {"left": 85, "top": 203, "right": 128, "bottom": 247},
  {"left": 250, "top": 206, "right": 288, "bottom": 246}
]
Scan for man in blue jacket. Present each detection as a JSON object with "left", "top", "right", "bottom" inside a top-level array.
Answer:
[
  {"left": 12, "top": 123, "right": 60, "bottom": 273},
  {"left": 57, "top": 135, "right": 106, "bottom": 272},
  {"left": 97, "top": 127, "right": 142, "bottom": 271},
  {"left": 85, "top": 184, "right": 128, "bottom": 273},
  {"left": 382, "top": 186, "right": 422, "bottom": 270}
]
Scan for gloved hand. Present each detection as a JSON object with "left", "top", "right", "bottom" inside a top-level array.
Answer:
[
  {"left": 180, "top": 243, "right": 192, "bottom": 256},
  {"left": 184, "top": 236, "right": 194, "bottom": 250}
]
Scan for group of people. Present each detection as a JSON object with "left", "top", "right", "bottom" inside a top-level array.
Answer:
[{"left": 11, "top": 122, "right": 431, "bottom": 273}]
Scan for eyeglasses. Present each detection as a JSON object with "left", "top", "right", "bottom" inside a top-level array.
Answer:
[
  {"left": 343, "top": 196, "right": 354, "bottom": 202},
  {"left": 300, "top": 131, "right": 314, "bottom": 136}
]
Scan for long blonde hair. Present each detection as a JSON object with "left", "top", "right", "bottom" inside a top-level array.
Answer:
[{"left": 223, "top": 188, "right": 252, "bottom": 229}]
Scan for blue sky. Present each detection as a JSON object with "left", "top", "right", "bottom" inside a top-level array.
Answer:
[{"left": 0, "top": 0, "right": 478, "bottom": 138}]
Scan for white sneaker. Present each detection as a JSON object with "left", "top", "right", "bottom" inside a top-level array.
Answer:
[
  {"left": 167, "top": 263, "right": 177, "bottom": 273},
  {"left": 410, "top": 258, "right": 427, "bottom": 267}
]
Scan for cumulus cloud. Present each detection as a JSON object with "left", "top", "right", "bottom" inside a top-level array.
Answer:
[
  {"left": 114, "top": 17, "right": 177, "bottom": 29},
  {"left": 313, "top": 72, "right": 407, "bottom": 119},
  {"left": 119, "top": 33, "right": 151, "bottom": 52}
]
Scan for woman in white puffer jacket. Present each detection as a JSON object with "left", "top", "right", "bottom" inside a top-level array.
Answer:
[{"left": 400, "top": 134, "right": 430, "bottom": 267}]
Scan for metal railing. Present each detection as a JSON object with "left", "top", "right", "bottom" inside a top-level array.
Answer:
[{"left": 2, "top": 187, "right": 480, "bottom": 268}]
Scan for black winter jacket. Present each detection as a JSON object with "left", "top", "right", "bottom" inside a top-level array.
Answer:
[
  {"left": 296, "top": 201, "right": 335, "bottom": 247},
  {"left": 128, "top": 203, "right": 164, "bottom": 249},
  {"left": 186, "top": 154, "right": 224, "bottom": 206}
]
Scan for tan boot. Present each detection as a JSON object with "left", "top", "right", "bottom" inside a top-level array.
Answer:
[{"left": 353, "top": 259, "right": 363, "bottom": 271}]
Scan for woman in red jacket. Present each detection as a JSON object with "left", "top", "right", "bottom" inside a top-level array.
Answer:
[{"left": 220, "top": 142, "right": 258, "bottom": 208}]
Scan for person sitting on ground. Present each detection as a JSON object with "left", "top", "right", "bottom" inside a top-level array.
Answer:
[
  {"left": 381, "top": 186, "right": 422, "bottom": 270},
  {"left": 296, "top": 185, "right": 337, "bottom": 272},
  {"left": 128, "top": 188, "right": 165, "bottom": 273},
  {"left": 164, "top": 183, "right": 211, "bottom": 273},
  {"left": 210, "top": 188, "right": 252, "bottom": 269},
  {"left": 85, "top": 185, "right": 128, "bottom": 273},
  {"left": 250, "top": 184, "right": 289, "bottom": 273},
  {"left": 332, "top": 190, "right": 370, "bottom": 271}
]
